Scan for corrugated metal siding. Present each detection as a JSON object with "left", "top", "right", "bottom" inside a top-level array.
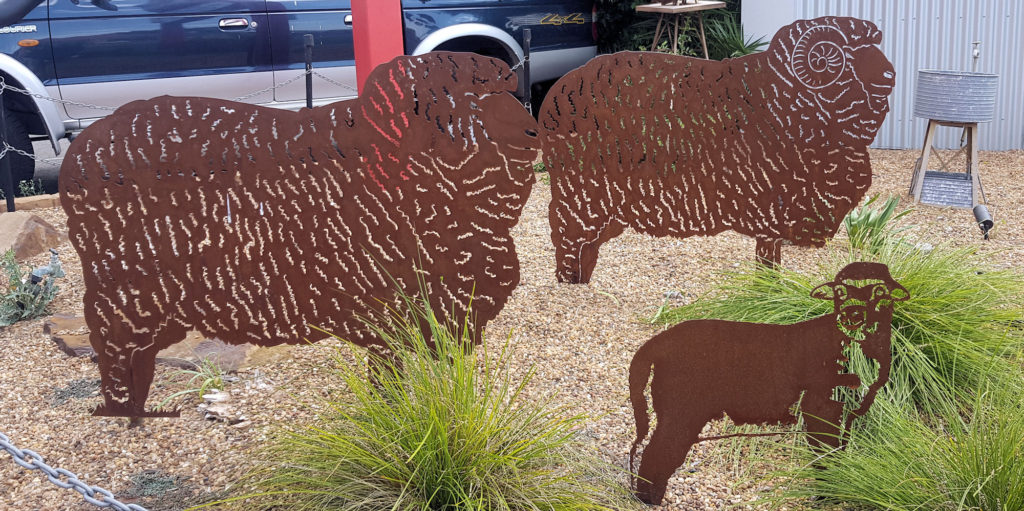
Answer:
[{"left": 796, "top": 0, "right": 1024, "bottom": 150}]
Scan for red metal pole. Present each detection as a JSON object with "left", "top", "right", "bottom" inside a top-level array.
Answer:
[{"left": 351, "top": 0, "right": 405, "bottom": 95}]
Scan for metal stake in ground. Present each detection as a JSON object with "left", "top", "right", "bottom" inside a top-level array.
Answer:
[
  {"left": 1, "top": 89, "right": 15, "bottom": 212},
  {"left": 305, "top": 34, "right": 314, "bottom": 109},
  {"left": 522, "top": 28, "right": 531, "bottom": 113}
]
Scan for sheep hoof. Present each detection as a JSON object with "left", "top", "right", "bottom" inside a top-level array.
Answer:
[{"left": 92, "top": 403, "right": 180, "bottom": 418}]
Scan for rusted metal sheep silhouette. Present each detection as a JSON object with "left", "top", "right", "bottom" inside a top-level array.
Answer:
[
  {"left": 628, "top": 262, "right": 907, "bottom": 504},
  {"left": 59, "top": 52, "right": 540, "bottom": 418},
  {"left": 540, "top": 17, "right": 895, "bottom": 283}
]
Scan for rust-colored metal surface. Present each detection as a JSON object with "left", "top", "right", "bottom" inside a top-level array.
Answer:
[
  {"left": 540, "top": 17, "right": 895, "bottom": 283},
  {"left": 59, "top": 52, "right": 540, "bottom": 418},
  {"left": 628, "top": 262, "right": 907, "bottom": 504}
]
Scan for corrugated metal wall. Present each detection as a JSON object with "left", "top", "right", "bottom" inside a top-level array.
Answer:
[{"left": 796, "top": 0, "right": 1023, "bottom": 150}]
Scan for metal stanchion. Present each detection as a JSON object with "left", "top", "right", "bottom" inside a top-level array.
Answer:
[
  {"left": 304, "top": 34, "right": 314, "bottom": 109},
  {"left": 522, "top": 28, "right": 531, "bottom": 113},
  {"left": 0, "top": 90, "right": 15, "bottom": 212}
]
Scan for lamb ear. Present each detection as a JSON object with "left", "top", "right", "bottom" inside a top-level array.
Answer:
[{"left": 810, "top": 282, "right": 835, "bottom": 300}]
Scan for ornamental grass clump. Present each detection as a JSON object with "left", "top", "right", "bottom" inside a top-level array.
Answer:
[
  {"left": 770, "top": 387, "right": 1024, "bottom": 511},
  {"left": 240, "top": 297, "right": 638, "bottom": 511}
]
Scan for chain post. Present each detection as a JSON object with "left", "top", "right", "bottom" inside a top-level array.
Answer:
[
  {"left": 522, "top": 28, "right": 532, "bottom": 114},
  {"left": 304, "top": 34, "right": 314, "bottom": 109},
  {"left": 1, "top": 88, "right": 15, "bottom": 212}
]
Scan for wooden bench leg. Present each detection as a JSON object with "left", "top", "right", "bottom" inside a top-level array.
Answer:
[
  {"left": 967, "top": 123, "right": 980, "bottom": 206},
  {"left": 697, "top": 12, "right": 708, "bottom": 59},
  {"left": 652, "top": 14, "right": 666, "bottom": 51},
  {"left": 912, "top": 119, "right": 937, "bottom": 202}
]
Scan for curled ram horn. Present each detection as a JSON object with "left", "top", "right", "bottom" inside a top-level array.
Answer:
[{"left": 790, "top": 24, "right": 848, "bottom": 89}]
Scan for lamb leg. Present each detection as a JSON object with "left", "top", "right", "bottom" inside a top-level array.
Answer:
[{"left": 635, "top": 418, "right": 702, "bottom": 505}]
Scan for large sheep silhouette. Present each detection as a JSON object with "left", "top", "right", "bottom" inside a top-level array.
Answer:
[
  {"left": 540, "top": 17, "right": 895, "bottom": 283},
  {"left": 59, "top": 52, "right": 540, "bottom": 418}
]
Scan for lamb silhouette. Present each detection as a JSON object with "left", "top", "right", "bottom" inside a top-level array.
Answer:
[{"left": 628, "top": 262, "right": 907, "bottom": 504}]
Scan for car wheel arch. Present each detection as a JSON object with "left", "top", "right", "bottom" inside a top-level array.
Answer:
[
  {"left": 0, "top": 54, "right": 65, "bottom": 154},
  {"left": 412, "top": 24, "right": 526, "bottom": 96}
]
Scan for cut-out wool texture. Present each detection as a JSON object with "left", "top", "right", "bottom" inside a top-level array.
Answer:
[
  {"left": 541, "top": 17, "right": 895, "bottom": 283},
  {"left": 59, "top": 52, "right": 540, "bottom": 417},
  {"left": 628, "top": 262, "right": 908, "bottom": 505}
]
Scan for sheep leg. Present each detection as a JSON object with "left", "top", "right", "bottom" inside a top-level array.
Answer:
[
  {"left": 801, "top": 393, "right": 845, "bottom": 451},
  {"left": 86, "top": 294, "right": 184, "bottom": 418},
  {"left": 635, "top": 418, "right": 702, "bottom": 505},
  {"left": 92, "top": 335, "right": 178, "bottom": 418},
  {"left": 755, "top": 238, "right": 781, "bottom": 268},
  {"left": 551, "top": 215, "right": 625, "bottom": 284},
  {"left": 549, "top": 166, "right": 626, "bottom": 283}
]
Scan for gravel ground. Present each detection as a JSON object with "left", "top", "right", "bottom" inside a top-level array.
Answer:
[{"left": 1, "top": 149, "right": 1022, "bottom": 510}]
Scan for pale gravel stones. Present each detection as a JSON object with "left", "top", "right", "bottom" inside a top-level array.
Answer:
[{"left": 1, "top": 149, "right": 1021, "bottom": 510}]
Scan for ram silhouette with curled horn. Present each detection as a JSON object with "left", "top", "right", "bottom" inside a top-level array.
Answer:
[
  {"left": 540, "top": 17, "right": 895, "bottom": 283},
  {"left": 628, "top": 262, "right": 908, "bottom": 505}
]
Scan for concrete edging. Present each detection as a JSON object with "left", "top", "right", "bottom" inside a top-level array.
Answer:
[{"left": 0, "top": 193, "right": 60, "bottom": 213}]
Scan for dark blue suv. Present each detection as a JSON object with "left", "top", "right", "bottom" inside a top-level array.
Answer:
[{"left": 0, "top": 0, "right": 597, "bottom": 182}]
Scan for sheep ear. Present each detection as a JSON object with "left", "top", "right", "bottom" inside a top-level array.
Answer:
[
  {"left": 811, "top": 283, "right": 835, "bottom": 300},
  {"left": 889, "top": 285, "right": 909, "bottom": 302}
]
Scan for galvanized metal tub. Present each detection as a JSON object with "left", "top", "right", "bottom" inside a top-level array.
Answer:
[{"left": 913, "top": 70, "right": 998, "bottom": 123}]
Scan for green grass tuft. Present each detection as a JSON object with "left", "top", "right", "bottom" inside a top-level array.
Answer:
[
  {"left": 154, "top": 357, "right": 227, "bottom": 411},
  {"left": 844, "top": 195, "right": 913, "bottom": 254},
  {"left": 769, "top": 387, "right": 1024, "bottom": 511},
  {"left": 228, "top": 296, "right": 639, "bottom": 511}
]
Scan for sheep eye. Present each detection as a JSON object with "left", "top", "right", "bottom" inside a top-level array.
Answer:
[
  {"left": 872, "top": 285, "right": 888, "bottom": 299},
  {"left": 835, "top": 285, "right": 848, "bottom": 299}
]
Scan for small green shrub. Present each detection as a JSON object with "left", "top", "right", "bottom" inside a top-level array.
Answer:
[
  {"left": 843, "top": 195, "right": 912, "bottom": 254},
  {"left": 0, "top": 179, "right": 44, "bottom": 200},
  {"left": 771, "top": 387, "right": 1024, "bottom": 511},
  {"left": 154, "top": 357, "right": 226, "bottom": 411},
  {"left": 0, "top": 249, "right": 63, "bottom": 326},
  {"left": 233, "top": 297, "right": 638, "bottom": 510},
  {"left": 705, "top": 14, "right": 767, "bottom": 60}
]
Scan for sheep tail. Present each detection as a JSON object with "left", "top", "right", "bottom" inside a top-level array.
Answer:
[{"left": 628, "top": 340, "right": 656, "bottom": 488}]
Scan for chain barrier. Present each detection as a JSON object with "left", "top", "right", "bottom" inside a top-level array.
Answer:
[
  {"left": 232, "top": 69, "right": 309, "bottom": 102},
  {"left": 0, "top": 67, "right": 360, "bottom": 115},
  {"left": 0, "top": 76, "right": 117, "bottom": 112},
  {"left": 0, "top": 141, "right": 35, "bottom": 161},
  {"left": 0, "top": 431, "right": 148, "bottom": 511},
  {"left": 0, "top": 57, "right": 518, "bottom": 168},
  {"left": 0, "top": 68, "right": 358, "bottom": 171}
]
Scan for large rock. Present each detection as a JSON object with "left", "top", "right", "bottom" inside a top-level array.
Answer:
[
  {"left": 0, "top": 211, "right": 66, "bottom": 260},
  {"left": 43, "top": 315, "right": 292, "bottom": 371}
]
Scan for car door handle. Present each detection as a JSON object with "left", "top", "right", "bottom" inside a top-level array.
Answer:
[
  {"left": 219, "top": 18, "right": 250, "bottom": 30},
  {"left": 344, "top": 15, "right": 352, "bottom": 25}
]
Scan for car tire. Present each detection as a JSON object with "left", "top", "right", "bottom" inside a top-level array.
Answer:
[{"left": 1, "top": 107, "right": 34, "bottom": 189}]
